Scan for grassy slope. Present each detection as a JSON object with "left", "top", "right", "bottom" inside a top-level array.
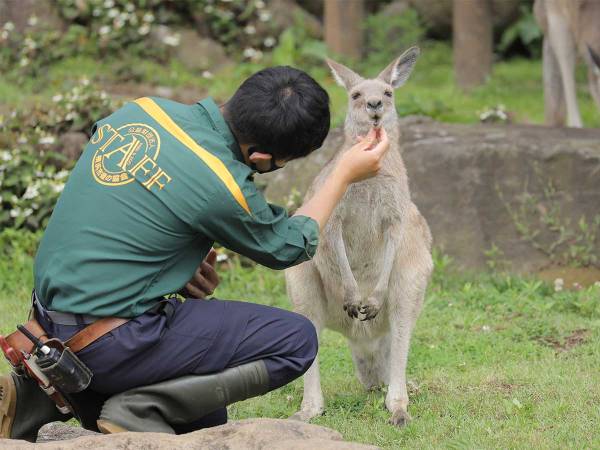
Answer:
[
  {"left": 1, "top": 243, "right": 599, "bottom": 449},
  {"left": 1, "top": 42, "right": 599, "bottom": 129}
]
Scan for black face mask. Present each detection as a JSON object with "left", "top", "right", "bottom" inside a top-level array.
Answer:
[{"left": 248, "top": 147, "right": 283, "bottom": 174}]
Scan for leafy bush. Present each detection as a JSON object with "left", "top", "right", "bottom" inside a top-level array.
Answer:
[
  {"left": 362, "top": 6, "right": 425, "bottom": 74},
  {"left": 497, "top": 4, "right": 542, "bottom": 59},
  {"left": 0, "top": 80, "right": 116, "bottom": 230}
]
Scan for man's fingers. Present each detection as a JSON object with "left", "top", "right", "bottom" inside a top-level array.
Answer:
[
  {"left": 200, "top": 261, "right": 219, "bottom": 286},
  {"left": 185, "top": 282, "right": 208, "bottom": 299},
  {"left": 370, "top": 127, "right": 390, "bottom": 156},
  {"left": 205, "top": 248, "right": 218, "bottom": 267}
]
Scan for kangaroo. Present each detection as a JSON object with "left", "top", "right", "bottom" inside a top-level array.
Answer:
[
  {"left": 534, "top": 0, "right": 600, "bottom": 127},
  {"left": 285, "top": 47, "right": 433, "bottom": 426}
]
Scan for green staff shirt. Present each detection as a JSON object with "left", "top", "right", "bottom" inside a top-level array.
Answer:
[{"left": 34, "top": 97, "right": 319, "bottom": 318}]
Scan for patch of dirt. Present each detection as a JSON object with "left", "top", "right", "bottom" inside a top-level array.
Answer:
[
  {"left": 536, "top": 266, "right": 600, "bottom": 289},
  {"left": 535, "top": 329, "right": 590, "bottom": 353}
]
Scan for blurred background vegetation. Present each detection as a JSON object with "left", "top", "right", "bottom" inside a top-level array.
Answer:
[{"left": 1, "top": 0, "right": 599, "bottom": 232}]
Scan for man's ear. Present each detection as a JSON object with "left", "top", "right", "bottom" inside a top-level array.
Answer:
[
  {"left": 248, "top": 148, "right": 273, "bottom": 162},
  {"left": 377, "top": 46, "right": 420, "bottom": 88},
  {"left": 326, "top": 58, "right": 363, "bottom": 91}
]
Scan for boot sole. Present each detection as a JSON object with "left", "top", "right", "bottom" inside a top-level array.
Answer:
[
  {"left": 0, "top": 374, "right": 17, "bottom": 439},
  {"left": 97, "top": 419, "right": 129, "bottom": 434}
]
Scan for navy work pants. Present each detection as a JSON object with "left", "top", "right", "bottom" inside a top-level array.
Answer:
[{"left": 37, "top": 298, "right": 318, "bottom": 431}]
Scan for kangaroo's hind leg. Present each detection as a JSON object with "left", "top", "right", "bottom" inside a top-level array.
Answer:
[
  {"left": 286, "top": 261, "right": 327, "bottom": 422},
  {"left": 385, "top": 251, "right": 431, "bottom": 427}
]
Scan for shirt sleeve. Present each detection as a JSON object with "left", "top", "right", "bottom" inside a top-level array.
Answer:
[{"left": 196, "top": 176, "right": 320, "bottom": 270}]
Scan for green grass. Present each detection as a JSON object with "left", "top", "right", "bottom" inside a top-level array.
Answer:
[
  {"left": 1, "top": 233, "right": 599, "bottom": 449},
  {"left": 2, "top": 41, "right": 599, "bottom": 129}
]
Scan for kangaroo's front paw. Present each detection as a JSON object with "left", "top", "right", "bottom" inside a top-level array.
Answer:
[
  {"left": 358, "top": 295, "right": 382, "bottom": 321},
  {"left": 343, "top": 292, "right": 361, "bottom": 319},
  {"left": 389, "top": 408, "right": 411, "bottom": 427},
  {"left": 289, "top": 405, "right": 324, "bottom": 422}
]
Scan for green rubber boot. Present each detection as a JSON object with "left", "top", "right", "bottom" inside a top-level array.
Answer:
[
  {"left": 97, "top": 360, "right": 270, "bottom": 434},
  {"left": 0, "top": 372, "right": 72, "bottom": 442}
]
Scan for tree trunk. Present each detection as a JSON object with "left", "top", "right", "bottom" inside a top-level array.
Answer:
[
  {"left": 453, "top": 0, "right": 493, "bottom": 90},
  {"left": 324, "top": 0, "right": 364, "bottom": 59}
]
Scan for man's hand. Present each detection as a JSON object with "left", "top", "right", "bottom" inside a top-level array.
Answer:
[{"left": 181, "top": 249, "right": 220, "bottom": 299}]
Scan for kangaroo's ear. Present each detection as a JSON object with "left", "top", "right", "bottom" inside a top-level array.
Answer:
[
  {"left": 378, "top": 46, "right": 420, "bottom": 88},
  {"left": 326, "top": 58, "right": 363, "bottom": 90},
  {"left": 587, "top": 45, "right": 600, "bottom": 75}
]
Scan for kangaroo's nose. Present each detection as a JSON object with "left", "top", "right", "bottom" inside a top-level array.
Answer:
[{"left": 367, "top": 100, "right": 382, "bottom": 110}]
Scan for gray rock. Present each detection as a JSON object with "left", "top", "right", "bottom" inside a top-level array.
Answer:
[
  {"left": 0, "top": 418, "right": 380, "bottom": 449},
  {"left": 55, "top": 132, "right": 88, "bottom": 162},
  {"left": 0, "top": 0, "right": 64, "bottom": 33},
  {"left": 262, "top": 119, "right": 600, "bottom": 272},
  {"left": 172, "top": 29, "right": 231, "bottom": 73}
]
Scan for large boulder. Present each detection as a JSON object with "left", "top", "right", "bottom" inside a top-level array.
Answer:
[
  {"left": 262, "top": 118, "right": 600, "bottom": 272},
  {"left": 2, "top": 419, "right": 380, "bottom": 449}
]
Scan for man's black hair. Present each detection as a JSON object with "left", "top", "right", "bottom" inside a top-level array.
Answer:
[{"left": 224, "top": 66, "right": 330, "bottom": 161}]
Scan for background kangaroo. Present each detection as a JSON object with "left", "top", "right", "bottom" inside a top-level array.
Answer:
[
  {"left": 534, "top": 0, "right": 600, "bottom": 127},
  {"left": 285, "top": 47, "right": 433, "bottom": 426}
]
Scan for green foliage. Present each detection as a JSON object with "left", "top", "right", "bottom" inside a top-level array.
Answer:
[
  {"left": 362, "top": 6, "right": 425, "bottom": 75},
  {"left": 498, "top": 4, "right": 543, "bottom": 59},
  {"left": 271, "top": 27, "right": 327, "bottom": 68},
  {"left": 0, "top": 80, "right": 116, "bottom": 230}
]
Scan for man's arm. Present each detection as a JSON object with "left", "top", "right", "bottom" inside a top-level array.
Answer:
[{"left": 294, "top": 127, "right": 390, "bottom": 231}]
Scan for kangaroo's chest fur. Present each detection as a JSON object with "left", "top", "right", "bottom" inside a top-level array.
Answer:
[{"left": 308, "top": 137, "right": 411, "bottom": 337}]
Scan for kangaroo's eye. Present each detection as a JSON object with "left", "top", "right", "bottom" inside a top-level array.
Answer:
[
  {"left": 351, "top": 92, "right": 361, "bottom": 100},
  {"left": 384, "top": 91, "right": 393, "bottom": 97}
]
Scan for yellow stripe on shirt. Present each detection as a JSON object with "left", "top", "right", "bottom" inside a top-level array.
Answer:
[{"left": 133, "top": 97, "right": 251, "bottom": 214}]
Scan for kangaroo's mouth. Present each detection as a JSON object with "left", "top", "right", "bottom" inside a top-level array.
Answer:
[{"left": 371, "top": 115, "right": 381, "bottom": 127}]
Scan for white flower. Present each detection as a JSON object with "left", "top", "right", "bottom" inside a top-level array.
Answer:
[
  {"left": 100, "top": 91, "right": 108, "bottom": 99},
  {"left": 259, "top": 11, "right": 272, "bottom": 21},
  {"left": 244, "top": 25, "right": 256, "bottom": 35},
  {"left": 27, "top": 15, "right": 38, "bottom": 27},
  {"left": 103, "top": 0, "right": 115, "bottom": 8},
  {"left": 93, "top": 8, "right": 102, "bottom": 17},
  {"left": 52, "top": 94, "right": 63, "bottom": 102},
  {"left": 138, "top": 24, "right": 151, "bottom": 35},
  {"left": 255, "top": 0, "right": 265, "bottom": 8},
  {"left": 3, "top": 22, "right": 15, "bottom": 31},
  {"left": 19, "top": 57, "right": 29, "bottom": 67},
  {"left": 1, "top": 30, "right": 8, "bottom": 40},
  {"left": 204, "top": 5, "right": 214, "bottom": 13},
  {"left": 23, "top": 208, "right": 33, "bottom": 218},
  {"left": 17, "top": 135, "right": 28, "bottom": 144},
  {"left": 142, "top": 12, "right": 154, "bottom": 23},
  {"left": 125, "top": 3, "right": 135, "bottom": 12},
  {"left": 114, "top": 17, "right": 125, "bottom": 29},
  {"left": 56, "top": 170, "right": 70, "bottom": 180},
  {"left": 594, "top": 281, "right": 600, "bottom": 288},
  {"left": 22, "top": 185, "right": 39, "bottom": 200},
  {"left": 52, "top": 183, "right": 65, "bottom": 193},
  {"left": 481, "top": 325, "right": 491, "bottom": 333},
  {"left": 162, "top": 33, "right": 180, "bottom": 47},
  {"left": 243, "top": 47, "right": 257, "bottom": 58},
  {"left": 65, "top": 112, "right": 77, "bottom": 121},
  {"left": 201, "top": 70, "right": 213, "bottom": 79},
  {"left": 554, "top": 278, "right": 564, "bottom": 292},
  {"left": 39, "top": 135, "right": 56, "bottom": 145},
  {"left": 9, "top": 208, "right": 20, "bottom": 218},
  {"left": 264, "top": 36, "right": 276, "bottom": 47},
  {"left": 0, "top": 151, "right": 10, "bottom": 162},
  {"left": 24, "top": 37, "right": 37, "bottom": 50},
  {"left": 99, "top": 25, "right": 111, "bottom": 35},
  {"left": 108, "top": 8, "right": 119, "bottom": 18},
  {"left": 81, "top": 78, "right": 90, "bottom": 86}
]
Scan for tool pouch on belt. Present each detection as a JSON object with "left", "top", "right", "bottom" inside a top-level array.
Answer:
[{"left": 1, "top": 314, "right": 127, "bottom": 415}]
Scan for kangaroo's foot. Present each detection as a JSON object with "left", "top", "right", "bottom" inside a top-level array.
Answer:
[
  {"left": 389, "top": 408, "right": 411, "bottom": 427},
  {"left": 289, "top": 403, "right": 324, "bottom": 422}
]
